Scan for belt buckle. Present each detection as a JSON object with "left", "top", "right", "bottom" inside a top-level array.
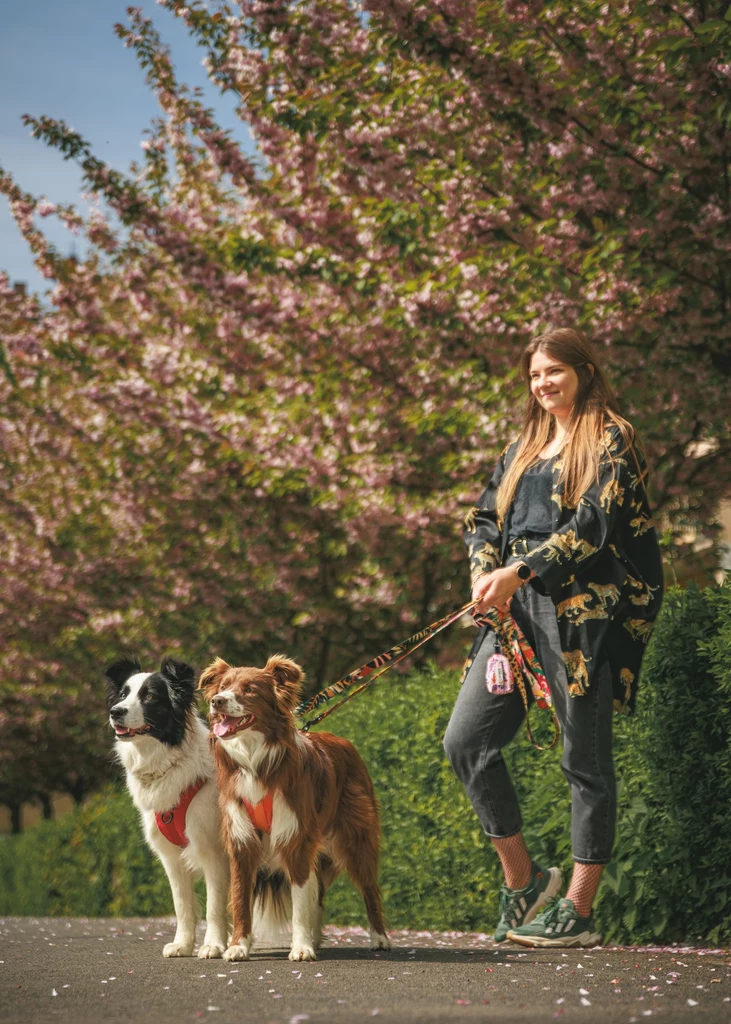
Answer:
[{"left": 512, "top": 538, "right": 529, "bottom": 555}]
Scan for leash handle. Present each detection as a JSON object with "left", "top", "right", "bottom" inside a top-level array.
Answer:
[{"left": 297, "top": 600, "right": 478, "bottom": 731}]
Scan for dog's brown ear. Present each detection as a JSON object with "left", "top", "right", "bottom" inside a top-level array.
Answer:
[
  {"left": 265, "top": 654, "right": 304, "bottom": 702},
  {"left": 198, "top": 657, "right": 231, "bottom": 697}
]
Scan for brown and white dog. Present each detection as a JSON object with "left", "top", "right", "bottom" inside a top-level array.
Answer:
[{"left": 198, "top": 654, "right": 391, "bottom": 962}]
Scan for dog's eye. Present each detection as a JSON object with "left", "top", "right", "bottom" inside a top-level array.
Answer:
[
  {"left": 244, "top": 686, "right": 254, "bottom": 695},
  {"left": 143, "top": 693, "right": 154, "bottom": 702}
]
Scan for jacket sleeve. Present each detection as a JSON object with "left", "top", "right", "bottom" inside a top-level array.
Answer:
[
  {"left": 463, "top": 444, "right": 510, "bottom": 585},
  {"left": 522, "top": 427, "right": 641, "bottom": 591}
]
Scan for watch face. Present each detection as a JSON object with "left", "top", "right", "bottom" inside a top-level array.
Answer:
[{"left": 517, "top": 564, "right": 532, "bottom": 580}]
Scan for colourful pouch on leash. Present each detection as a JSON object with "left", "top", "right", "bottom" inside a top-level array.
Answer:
[{"left": 486, "top": 639, "right": 514, "bottom": 694}]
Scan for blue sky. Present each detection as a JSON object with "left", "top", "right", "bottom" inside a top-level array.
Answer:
[{"left": 0, "top": 0, "right": 253, "bottom": 295}]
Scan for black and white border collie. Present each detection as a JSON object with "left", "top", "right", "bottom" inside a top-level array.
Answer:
[{"left": 106, "top": 656, "right": 230, "bottom": 958}]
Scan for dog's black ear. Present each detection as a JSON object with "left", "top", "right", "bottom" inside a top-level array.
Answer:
[
  {"left": 265, "top": 654, "right": 304, "bottom": 709},
  {"left": 105, "top": 657, "right": 141, "bottom": 702},
  {"left": 160, "top": 658, "right": 196, "bottom": 705}
]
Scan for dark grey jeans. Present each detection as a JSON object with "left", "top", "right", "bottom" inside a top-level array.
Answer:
[{"left": 443, "top": 581, "right": 617, "bottom": 864}]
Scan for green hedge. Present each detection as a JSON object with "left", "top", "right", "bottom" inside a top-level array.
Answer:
[
  {"left": 1, "top": 581, "right": 730, "bottom": 944},
  {"left": 0, "top": 787, "right": 173, "bottom": 917}
]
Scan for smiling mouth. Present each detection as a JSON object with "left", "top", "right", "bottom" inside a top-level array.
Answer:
[
  {"left": 212, "top": 714, "right": 255, "bottom": 739},
  {"left": 113, "top": 724, "right": 151, "bottom": 739}
]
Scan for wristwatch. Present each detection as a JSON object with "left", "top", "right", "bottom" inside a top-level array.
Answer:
[{"left": 515, "top": 562, "right": 532, "bottom": 583}]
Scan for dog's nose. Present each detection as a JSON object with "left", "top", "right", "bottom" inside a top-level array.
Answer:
[
  {"left": 210, "top": 694, "right": 227, "bottom": 710},
  {"left": 110, "top": 706, "right": 126, "bottom": 721}
]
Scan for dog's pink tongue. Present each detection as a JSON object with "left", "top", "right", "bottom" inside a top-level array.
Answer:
[{"left": 213, "top": 717, "right": 238, "bottom": 738}]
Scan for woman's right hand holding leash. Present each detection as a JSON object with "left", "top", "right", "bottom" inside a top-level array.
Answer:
[{"left": 472, "top": 569, "right": 516, "bottom": 615}]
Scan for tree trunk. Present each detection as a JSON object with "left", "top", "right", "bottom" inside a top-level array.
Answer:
[
  {"left": 41, "top": 793, "right": 53, "bottom": 820},
  {"left": 315, "top": 633, "right": 332, "bottom": 691},
  {"left": 9, "top": 803, "right": 21, "bottom": 834},
  {"left": 69, "top": 781, "right": 86, "bottom": 805},
  {"left": 413, "top": 554, "right": 438, "bottom": 668}
]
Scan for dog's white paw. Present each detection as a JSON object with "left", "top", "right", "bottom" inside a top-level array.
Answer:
[
  {"left": 223, "top": 944, "right": 250, "bottom": 962},
  {"left": 198, "top": 944, "right": 225, "bottom": 959},
  {"left": 163, "top": 941, "right": 195, "bottom": 958},
  {"left": 289, "top": 944, "right": 317, "bottom": 962},
  {"left": 370, "top": 932, "right": 391, "bottom": 951}
]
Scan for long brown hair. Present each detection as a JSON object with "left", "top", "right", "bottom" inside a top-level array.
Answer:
[{"left": 496, "top": 327, "right": 647, "bottom": 523}]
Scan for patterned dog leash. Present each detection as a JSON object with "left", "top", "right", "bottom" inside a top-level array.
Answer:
[
  {"left": 297, "top": 599, "right": 559, "bottom": 750},
  {"left": 296, "top": 600, "right": 477, "bottom": 732}
]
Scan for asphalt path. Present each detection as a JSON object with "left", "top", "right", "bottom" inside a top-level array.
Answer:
[{"left": 1, "top": 917, "right": 730, "bottom": 1024}]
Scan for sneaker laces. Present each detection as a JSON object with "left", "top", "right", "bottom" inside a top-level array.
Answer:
[
  {"left": 498, "top": 884, "right": 528, "bottom": 922},
  {"left": 532, "top": 894, "right": 564, "bottom": 926}
]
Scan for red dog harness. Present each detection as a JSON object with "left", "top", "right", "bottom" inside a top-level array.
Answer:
[
  {"left": 241, "top": 792, "right": 273, "bottom": 833},
  {"left": 155, "top": 778, "right": 207, "bottom": 847}
]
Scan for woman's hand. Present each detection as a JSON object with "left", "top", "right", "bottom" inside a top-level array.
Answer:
[{"left": 472, "top": 566, "right": 523, "bottom": 614}]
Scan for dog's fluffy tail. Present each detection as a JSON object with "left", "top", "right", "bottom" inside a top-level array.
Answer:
[{"left": 252, "top": 870, "right": 293, "bottom": 948}]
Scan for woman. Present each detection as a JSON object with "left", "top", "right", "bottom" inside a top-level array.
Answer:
[{"left": 443, "top": 327, "right": 663, "bottom": 948}]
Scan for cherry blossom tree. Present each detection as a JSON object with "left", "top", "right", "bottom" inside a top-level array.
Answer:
[
  {"left": 1, "top": 1, "right": 729, "bottom": 808},
  {"left": 0, "top": 686, "right": 110, "bottom": 832}
]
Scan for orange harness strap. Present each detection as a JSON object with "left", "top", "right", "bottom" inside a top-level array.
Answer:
[
  {"left": 241, "top": 791, "right": 274, "bottom": 833},
  {"left": 155, "top": 778, "right": 207, "bottom": 847}
]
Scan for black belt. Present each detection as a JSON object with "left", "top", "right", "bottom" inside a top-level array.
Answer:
[{"left": 508, "top": 536, "right": 549, "bottom": 557}]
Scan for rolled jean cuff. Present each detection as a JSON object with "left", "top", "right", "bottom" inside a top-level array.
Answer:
[{"left": 484, "top": 828, "right": 523, "bottom": 841}]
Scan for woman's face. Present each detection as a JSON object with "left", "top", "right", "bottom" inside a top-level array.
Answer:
[{"left": 529, "top": 349, "right": 580, "bottom": 418}]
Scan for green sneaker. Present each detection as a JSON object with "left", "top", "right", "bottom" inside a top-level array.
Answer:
[
  {"left": 506, "top": 896, "right": 602, "bottom": 948},
  {"left": 493, "top": 862, "right": 562, "bottom": 943}
]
